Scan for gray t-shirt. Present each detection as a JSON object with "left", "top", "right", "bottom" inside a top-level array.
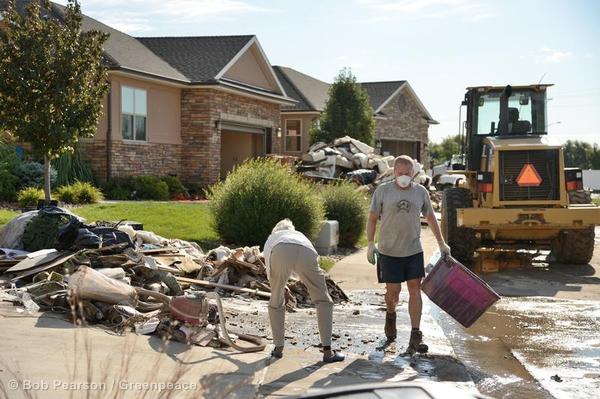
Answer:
[{"left": 369, "top": 181, "right": 433, "bottom": 257}]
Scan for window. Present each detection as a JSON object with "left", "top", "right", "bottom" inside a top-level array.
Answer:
[
  {"left": 285, "top": 120, "right": 301, "bottom": 152},
  {"left": 475, "top": 90, "right": 547, "bottom": 135},
  {"left": 121, "top": 86, "right": 147, "bottom": 141}
]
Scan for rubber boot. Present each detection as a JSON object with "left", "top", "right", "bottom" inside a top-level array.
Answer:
[
  {"left": 384, "top": 312, "right": 397, "bottom": 342},
  {"left": 407, "top": 329, "right": 424, "bottom": 355}
]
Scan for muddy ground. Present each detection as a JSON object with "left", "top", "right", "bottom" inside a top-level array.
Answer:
[{"left": 224, "top": 227, "right": 600, "bottom": 399}]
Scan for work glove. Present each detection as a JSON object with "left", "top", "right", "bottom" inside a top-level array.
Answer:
[
  {"left": 367, "top": 241, "right": 379, "bottom": 265},
  {"left": 438, "top": 240, "right": 451, "bottom": 257}
]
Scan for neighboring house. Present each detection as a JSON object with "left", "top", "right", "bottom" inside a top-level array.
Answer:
[
  {"left": 274, "top": 66, "right": 437, "bottom": 163},
  {"left": 1, "top": 1, "right": 295, "bottom": 187}
]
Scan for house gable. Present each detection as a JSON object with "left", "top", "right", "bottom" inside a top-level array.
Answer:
[{"left": 221, "top": 41, "right": 282, "bottom": 93}]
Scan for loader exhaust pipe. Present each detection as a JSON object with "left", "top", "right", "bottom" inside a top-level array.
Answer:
[{"left": 498, "top": 85, "right": 512, "bottom": 134}]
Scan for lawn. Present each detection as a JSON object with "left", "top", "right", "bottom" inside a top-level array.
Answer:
[{"left": 0, "top": 202, "right": 220, "bottom": 251}]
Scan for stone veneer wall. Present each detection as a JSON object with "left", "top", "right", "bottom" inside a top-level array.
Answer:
[
  {"left": 80, "top": 140, "right": 182, "bottom": 183},
  {"left": 180, "top": 88, "right": 281, "bottom": 187},
  {"left": 375, "top": 90, "right": 430, "bottom": 163}
]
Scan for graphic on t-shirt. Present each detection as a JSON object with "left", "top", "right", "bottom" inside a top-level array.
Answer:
[{"left": 397, "top": 199, "right": 411, "bottom": 212}]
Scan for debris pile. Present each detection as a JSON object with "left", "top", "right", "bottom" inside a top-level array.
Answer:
[
  {"left": 0, "top": 206, "right": 348, "bottom": 351},
  {"left": 296, "top": 136, "right": 433, "bottom": 195},
  {"left": 296, "top": 136, "right": 395, "bottom": 183}
]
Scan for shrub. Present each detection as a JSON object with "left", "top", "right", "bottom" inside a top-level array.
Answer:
[
  {"left": 73, "top": 181, "right": 103, "bottom": 204},
  {"left": 208, "top": 158, "right": 325, "bottom": 246},
  {"left": 55, "top": 184, "right": 77, "bottom": 204},
  {"left": 320, "top": 182, "right": 369, "bottom": 247},
  {"left": 0, "top": 143, "right": 20, "bottom": 201},
  {"left": 17, "top": 187, "right": 44, "bottom": 208},
  {"left": 160, "top": 175, "right": 187, "bottom": 198},
  {"left": 56, "top": 181, "right": 103, "bottom": 204},
  {"left": 132, "top": 176, "right": 170, "bottom": 201},
  {"left": 103, "top": 177, "right": 135, "bottom": 200},
  {"left": 53, "top": 147, "right": 95, "bottom": 186},
  {"left": 14, "top": 161, "right": 57, "bottom": 190},
  {"left": 103, "top": 175, "right": 182, "bottom": 201}
]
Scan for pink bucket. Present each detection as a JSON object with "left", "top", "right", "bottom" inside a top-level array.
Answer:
[{"left": 422, "top": 255, "right": 500, "bottom": 328}]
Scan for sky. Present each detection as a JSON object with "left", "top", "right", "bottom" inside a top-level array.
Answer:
[{"left": 55, "top": 0, "right": 600, "bottom": 145}]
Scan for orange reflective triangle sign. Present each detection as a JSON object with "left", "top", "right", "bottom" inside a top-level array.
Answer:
[{"left": 516, "top": 164, "right": 542, "bottom": 187}]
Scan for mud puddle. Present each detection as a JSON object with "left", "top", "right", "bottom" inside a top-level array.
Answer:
[
  {"left": 223, "top": 290, "right": 474, "bottom": 391},
  {"left": 433, "top": 296, "right": 600, "bottom": 399}
]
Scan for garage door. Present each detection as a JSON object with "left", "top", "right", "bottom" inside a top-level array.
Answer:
[
  {"left": 220, "top": 129, "right": 265, "bottom": 178},
  {"left": 380, "top": 139, "right": 421, "bottom": 161}
]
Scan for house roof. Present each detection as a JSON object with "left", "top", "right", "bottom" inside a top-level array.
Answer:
[
  {"left": 0, "top": 0, "right": 190, "bottom": 82},
  {"left": 137, "top": 35, "right": 255, "bottom": 84},
  {"left": 274, "top": 66, "right": 437, "bottom": 123},
  {"left": 359, "top": 81, "right": 406, "bottom": 112},
  {"left": 1, "top": 1, "right": 293, "bottom": 102},
  {"left": 273, "top": 66, "right": 330, "bottom": 112}
]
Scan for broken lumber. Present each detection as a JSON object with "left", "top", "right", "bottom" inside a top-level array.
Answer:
[{"left": 175, "top": 276, "right": 271, "bottom": 299}]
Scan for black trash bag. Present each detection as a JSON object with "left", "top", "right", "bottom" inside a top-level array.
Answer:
[
  {"left": 73, "top": 228, "right": 102, "bottom": 249},
  {"left": 89, "top": 227, "right": 134, "bottom": 249},
  {"left": 56, "top": 218, "right": 85, "bottom": 250}
]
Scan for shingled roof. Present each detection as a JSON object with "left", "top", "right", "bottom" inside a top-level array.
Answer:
[
  {"left": 273, "top": 66, "right": 330, "bottom": 112},
  {"left": 360, "top": 81, "right": 406, "bottom": 112},
  {"left": 1, "top": 1, "right": 292, "bottom": 102},
  {"left": 273, "top": 66, "right": 436, "bottom": 119},
  {"left": 137, "top": 36, "right": 255, "bottom": 84}
]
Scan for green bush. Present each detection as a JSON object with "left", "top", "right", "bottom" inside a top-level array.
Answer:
[
  {"left": 133, "top": 176, "right": 170, "bottom": 201},
  {"left": 103, "top": 175, "right": 182, "bottom": 201},
  {"left": 14, "top": 161, "right": 57, "bottom": 190},
  {"left": 208, "top": 158, "right": 325, "bottom": 246},
  {"left": 103, "top": 177, "right": 135, "bottom": 200},
  {"left": 160, "top": 175, "right": 187, "bottom": 197},
  {"left": 53, "top": 146, "right": 95, "bottom": 186},
  {"left": 55, "top": 181, "right": 103, "bottom": 204},
  {"left": 55, "top": 184, "right": 77, "bottom": 204},
  {"left": 320, "top": 182, "right": 369, "bottom": 247},
  {"left": 17, "top": 187, "right": 44, "bottom": 208},
  {"left": 0, "top": 143, "right": 20, "bottom": 201}
]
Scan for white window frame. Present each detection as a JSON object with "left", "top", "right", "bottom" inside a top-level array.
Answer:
[
  {"left": 284, "top": 119, "right": 302, "bottom": 153},
  {"left": 121, "top": 86, "right": 147, "bottom": 142}
]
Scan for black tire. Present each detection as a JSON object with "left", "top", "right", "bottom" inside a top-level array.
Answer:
[
  {"left": 553, "top": 190, "right": 595, "bottom": 264},
  {"left": 568, "top": 190, "right": 592, "bottom": 205},
  {"left": 441, "top": 188, "right": 478, "bottom": 264}
]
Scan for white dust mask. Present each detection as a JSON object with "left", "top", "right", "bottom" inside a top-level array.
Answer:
[{"left": 396, "top": 175, "right": 412, "bottom": 188}]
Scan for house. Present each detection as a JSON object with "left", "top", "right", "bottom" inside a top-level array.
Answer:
[
  {"left": 1, "top": 1, "right": 295, "bottom": 187},
  {"left": 273, "top": 66, "right": 437, "bottom": 163}
]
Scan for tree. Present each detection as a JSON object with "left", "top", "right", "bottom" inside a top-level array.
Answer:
[
  {"left": 0, "top": 0, "right": 109, "bottom": 202},
  {"left": 429, "top": 135, "right": 461, "bottom": 167},
  {"left": 563, "top": 140, "right": 593, "bottom": 169},
  {"left": 310, "top": 68, "right": 375, "bottom": 145}
]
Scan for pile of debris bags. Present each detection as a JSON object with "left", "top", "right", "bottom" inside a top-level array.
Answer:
[
  {"left": 296, "top": 135, "right": 433, "bottom": 192},
  {"left": 296, "top": 136, "right": 395, "bottom": 183},
  {"left": 0, "top": 206, "right": 348, "bottom": 351}
]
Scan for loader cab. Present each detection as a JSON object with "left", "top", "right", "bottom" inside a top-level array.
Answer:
[{"left": 462, "top": 84, "right": 551, "bottom": 171}]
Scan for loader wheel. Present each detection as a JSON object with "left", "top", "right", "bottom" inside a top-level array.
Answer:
[
  {"left": 553, "top": 189, "right": 595, "bottom": 264},
  {"left": 441, "top": 188, "right": 478, "bottom": 264},
  {"left": 553, "top": 228, "right": 595, "bottom": 265},
  {"left": 568, "top": 190, "right": 592, "bottom": 205}
]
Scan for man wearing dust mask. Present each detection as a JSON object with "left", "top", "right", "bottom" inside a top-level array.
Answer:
[{"left": 366, "top": 155, "right": 451, "bottom": 354}]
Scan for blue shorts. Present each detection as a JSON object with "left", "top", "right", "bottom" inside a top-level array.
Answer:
[{"left": 377, "top": 252, "right": 425, "bottom": 283}]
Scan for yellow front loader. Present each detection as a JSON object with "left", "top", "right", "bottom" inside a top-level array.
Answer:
[{"left": 441, "top": 84, "right": 600, "bottom": 264}]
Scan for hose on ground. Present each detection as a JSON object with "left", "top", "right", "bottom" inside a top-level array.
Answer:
[{"left": 205, "top": 292, "right": 266, "bottom": 353}]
